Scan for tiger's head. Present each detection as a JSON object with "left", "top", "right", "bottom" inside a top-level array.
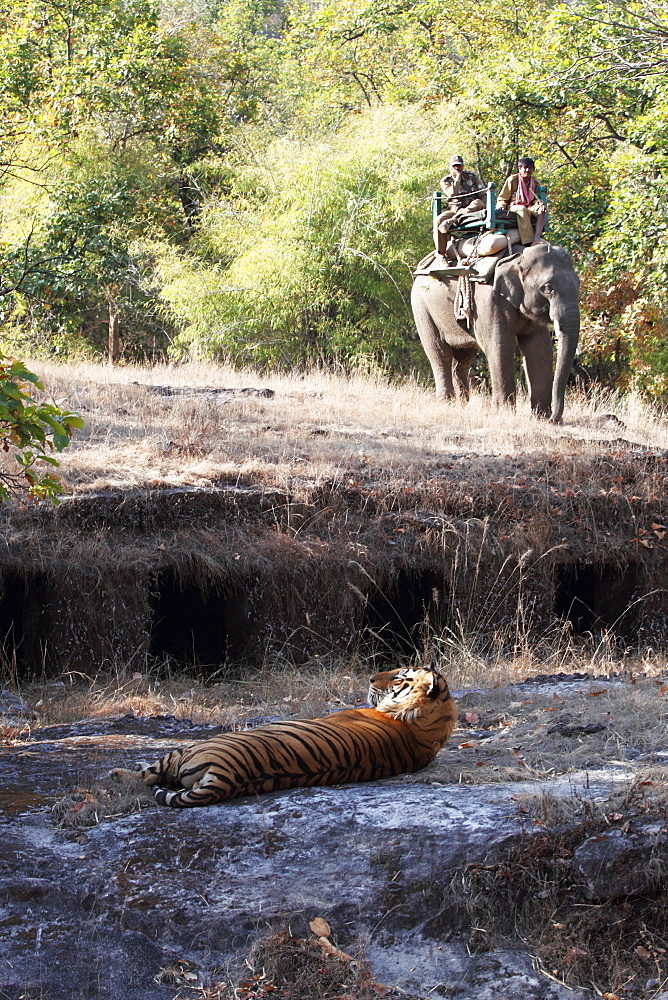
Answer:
[{"left": 368, "top": 665, "right": 457, "bottom": 747}]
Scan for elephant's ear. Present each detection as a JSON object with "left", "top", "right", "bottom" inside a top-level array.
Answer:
[{"left": 493, "top": 254, "right": 524, "bottom": 307}]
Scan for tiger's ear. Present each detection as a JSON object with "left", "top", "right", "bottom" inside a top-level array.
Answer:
[{"left": 426, "top": 673, "right": 440, "bottom": 698}]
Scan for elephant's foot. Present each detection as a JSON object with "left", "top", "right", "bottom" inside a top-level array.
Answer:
[
  {"left": 530, "top": 404, "right": 551, "bottom": 420},
  {"left": 452, "top": 382, "right": 470, "bottom": 402},
  {"left": 492, "top": 394, "right": 516, "bottom": 408}
]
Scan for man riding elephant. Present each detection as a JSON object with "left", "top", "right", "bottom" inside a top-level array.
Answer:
[
  {"left": 433, "top": 155, "right": 486, "bottom": 255},
  {"left": 496, "top": 156, "right": 546, "bottom": 246}
]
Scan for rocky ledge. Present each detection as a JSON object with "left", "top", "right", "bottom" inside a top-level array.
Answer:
[{"left": 1, "top": 676, "right": 667, "bottom": 1000}]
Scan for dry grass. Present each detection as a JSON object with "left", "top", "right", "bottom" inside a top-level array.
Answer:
[
  {"left": 2, "top": 359, "right": 664, "bottom": 679},
  {"left": 17, "top": 657, "right": 373, "bottom": 729},
  {"left": 11, "top": 642, "right": 667, "bottom": 734},
  {"left": 404, "top": 671, "right": 668, "bottom": 786},
  {"left": 14, "top": 359, "right": 668, "bottom": 495},
  {"left": 155, "top": 924, "right": 422, "bottom": 1000},
  {"left": 51, "top": 774, "right": 157, "bottom": 828}
]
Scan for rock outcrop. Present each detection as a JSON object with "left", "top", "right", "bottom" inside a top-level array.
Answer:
[{"left": 1, "top": 698, "right": 638, "bottom": 1000}]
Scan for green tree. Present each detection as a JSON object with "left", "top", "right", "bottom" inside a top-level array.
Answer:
[
  {"left": 0, "top": 139, "right": 182, "bottom": 359},
  {"left": 159, "top": 108, "right": 453, "bottom": 373},
  {"left": 0, "top": 353, "right": 82, "bottom": 502},
  {"left": 538, "top": 0, "right": 668, "bottom": 393},
  {"left": 0, "top": 0, "right": 290, "bottom": 358},
  {"left": 0, "top": 0, "right": 222, "bottom": 149}
]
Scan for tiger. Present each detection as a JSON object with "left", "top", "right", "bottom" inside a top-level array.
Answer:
[{"left": 109, "top": 665, "right": 457, "bottom": 808}]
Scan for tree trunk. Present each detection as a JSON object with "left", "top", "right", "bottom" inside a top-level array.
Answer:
[{"left": 108, "top": 299, "right": 121, "bottom": 365}]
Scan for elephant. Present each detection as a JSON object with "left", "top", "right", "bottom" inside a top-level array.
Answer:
[{"left": 411, "top": 242, "right": 580, "bottom": 423}]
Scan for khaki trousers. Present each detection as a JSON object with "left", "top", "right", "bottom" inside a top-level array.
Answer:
[{"left": 514, "top": 203, "right": 543, "bottom": 245}]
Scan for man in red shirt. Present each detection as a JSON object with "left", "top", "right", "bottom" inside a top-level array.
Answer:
[{"left": 496, "top": 156, "right": 546, "bottom": 246}]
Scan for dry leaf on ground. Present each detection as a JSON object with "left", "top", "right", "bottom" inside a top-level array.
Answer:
[{"left": 309, "top": 917, "right": 331, "bottom": 938}]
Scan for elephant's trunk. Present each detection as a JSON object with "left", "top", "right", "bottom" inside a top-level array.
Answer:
[{"left": 550, "top": 306, "right": 580, "bottom": 423}]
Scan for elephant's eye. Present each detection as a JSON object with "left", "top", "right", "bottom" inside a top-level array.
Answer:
[{"left": 542, "top": 283, "right": 554, "bottom": 295}]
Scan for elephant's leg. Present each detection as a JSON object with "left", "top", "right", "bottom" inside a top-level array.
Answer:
[
  {"left": 452, "top": 346, "right": 478, "bottom": 401},
  {"left": 427, "top": 338, "right": 456, "bottom": 400},
  {"left": 517, "top": 329, "right": 552, "bottom": 417},
  {"left": 412, "top": 298, "right": 457, "bottom": 400},
  {"left": 484, "top": 328, "right": 517, "bottom": 406}
]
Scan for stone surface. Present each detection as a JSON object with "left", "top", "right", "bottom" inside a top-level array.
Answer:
[
  {"left": 573, "top": 824, "right": 668, "bottom": 899},
  {"left": 0, "top": 711, "right": 627, "bottom": 1000},
  {"left": 0, "top": 688, "right": 36, "bottom": 725}
]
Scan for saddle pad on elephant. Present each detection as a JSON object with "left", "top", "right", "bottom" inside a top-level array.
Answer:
[
  {"left": 459, "top": 229, "right": 521, "bottom": 257},
  {"left": 470, "top": 241, "right": 532, "bottom": 282},
  {"left": 413, "top": 251, "right": 471, "bottom": 278},
  {"left": 413, "top": 235, "right": 529, "bottom": 281}
]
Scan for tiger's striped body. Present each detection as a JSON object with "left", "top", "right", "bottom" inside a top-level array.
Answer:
[{"left": 110, "top": 666, "right": 456, "bottom": 808}]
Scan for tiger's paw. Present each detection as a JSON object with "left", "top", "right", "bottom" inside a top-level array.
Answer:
[
  {"left": 131, "top": 760, "right": 152, "bottom": 773},
  {"left": 107, "top": 767, "right": 133, "bottom": 781},
  {"left": 107, "top": 765, "right": 151, "bottom": 785}
]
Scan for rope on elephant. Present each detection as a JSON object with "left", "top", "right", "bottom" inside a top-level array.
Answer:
[{"left": 454, "top": 273, "right": 474, "bottom": 327}]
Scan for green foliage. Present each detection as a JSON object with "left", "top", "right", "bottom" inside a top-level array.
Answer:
[
  {"left": 578, "top": 149, "right": 668, "bottom": 397},
  {"left": 529, "top": 0, "right": 668, "bottom": 394},
  {"left": 0, "top": 0, "right": 222, "bottom": 152},
  {"left": 1, "top": 0, "right": 668, "bottom": 394},
  {"left": 0, "top": 353, "right": 83, "bottom": 502},
  {"left": 159, "top": 109, "right": 449, "bottom": 372},
  {"left": 0, "top": 138, "right": 180, "bottom": 357},
  {"left": 0, "top": 0, "right": 281, "bottom": 358}
]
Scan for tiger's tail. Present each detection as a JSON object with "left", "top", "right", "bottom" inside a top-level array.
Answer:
[{"left": 153, "top": 785, "right": 225, "bottom": 807}]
